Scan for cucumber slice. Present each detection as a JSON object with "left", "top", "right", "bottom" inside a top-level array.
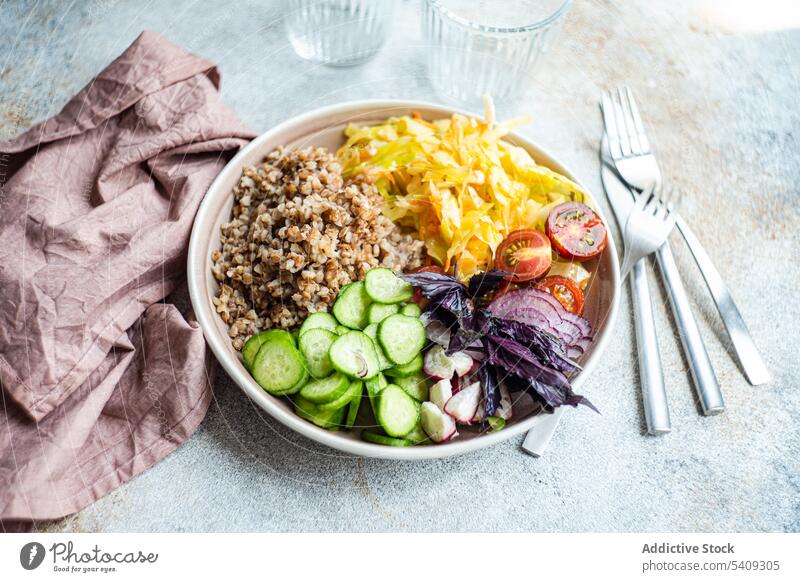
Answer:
[
  {"left": 242, "top": 331, "right": 269, "bottom": 370},
  {"left": 330, "top": 331, "right": 380, "bottom": 380},
  {"left": 403, "top": 423, "right": 431, "bottom": 445},
  {"left": 400, "top": 303, "right": 422, "bottom": 317},
  {"left": 332, "top": 282, "right": 371, "bottom": 329},
  {"left": 298, "top": 328, "right": 336, "bottom": 379},
  {"left": 376, "top": 384, "right": 420, "bottom": 437},
  {"left": 384, "top": 353, "right": 423, "bottom": 378},
  {"left": 393, "top": 372, "right": 429, "bottom": 401},
  {"left": 250, "top": 332, "right": 308, "bottom": 395},
  {"left": 364, "top": 268, "right": 414, "bottom": 304},
  {"left": 294, "top": 395, "right": 346, "bottom": 429},
  {"left": 368, "top": 302, "right": 399, "bottom": 324},
  {"left": 318, "top": 379, "right": 362, "bottom": 411},
  {"left": 363, "top": 323, "right": 393, "bottom": 371},
  {"left": 378, "top": 314, "right": 427, "bottom": 365},
  {"left": 487, "top": 416, "right": 506, "bottom": 431},
  {"left": 299, "top": 312, "right": 338, "bottom": 336},
  {"left": 299, "top": 372, "right": 350, "bottom": 404},
  {"left": 335, "top": 325, "right": 350, "bottom": 335},
  {"left": 344, "top": 382, "right": 363, "bottom": 429},
  {"left": 365, "top": 372, "right": 387, "bottom": 415},
  {"left": 360, "top": 430, "right": 413, "bottom": 447}
]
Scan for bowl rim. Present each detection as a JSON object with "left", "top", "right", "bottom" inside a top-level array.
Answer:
[{"left": 187, "top": 98, "right": 620, "bottom": 460}]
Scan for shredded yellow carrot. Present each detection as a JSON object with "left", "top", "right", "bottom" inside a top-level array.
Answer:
[{"left": 337, "top": 103, "right": 587, "bottom": 280}]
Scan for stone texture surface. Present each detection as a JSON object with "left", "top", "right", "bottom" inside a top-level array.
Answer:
[{"left": 1, "top": 0, "right": 798, "bottom": 532}]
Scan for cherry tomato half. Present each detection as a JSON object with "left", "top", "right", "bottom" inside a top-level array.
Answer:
[
  {"left": 535, "top": 275, "right": 585, "bottom": 316},
  {"left": 546, "top": 202, "right": 608, "bottom": 262},
  {"left": 495, "top": 229, "right": 552, "bottom": 282},
  {"left": 410, "top": 265, "right": 446, "bottom": 304}
]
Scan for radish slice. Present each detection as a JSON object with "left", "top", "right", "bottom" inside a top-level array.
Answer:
[
  {"left": 450, "top": 351, "right": 474, "bottom": 377},
  {"left": 423, "top": 345, "right": 455, "bottom": 379},
  {"left": 429, "top": 379, "right": 453, "bottom": 412},
  {"left": 424, "top": 319, "right": 451, "bottom": 347},
  {"left": 420, "top": 402, "right": 458, "bottom": 443},
  {"left": 496, "top": 383, "right": 513, "bottom": 420},
  {"left": 444, "top": 381, "right": 481, "bottom": 424}
]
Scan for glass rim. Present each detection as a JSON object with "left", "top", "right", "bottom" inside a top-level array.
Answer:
[{"left": 426, "top": 0, "right": 572, "bottom": 34}]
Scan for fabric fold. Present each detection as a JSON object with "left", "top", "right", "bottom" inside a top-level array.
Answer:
[{"left": 0, "top": 30, "right": 256, "bottom": 524}]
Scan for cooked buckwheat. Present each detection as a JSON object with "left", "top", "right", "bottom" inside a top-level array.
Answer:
[{"left": 211, "top": 146, "right": 424, "bottom": 349}]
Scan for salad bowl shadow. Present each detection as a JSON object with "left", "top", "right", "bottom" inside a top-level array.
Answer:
[{"left": 187, "top": 100, "right": 620, "bottom": 460}]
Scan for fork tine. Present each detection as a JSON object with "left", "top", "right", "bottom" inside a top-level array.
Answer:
[
  {"left": 632, "top": 182, "right": 653, "bottom": 214},
  {"left": 618, "top": 86, "right": 642, "bottom": 155},
  {"left": 601, "top": 92, "right": 623, "bottom": 161},
  {"left": 624, "top": 87, "right": 651, "bottom": 154},
  {"left": 610, "top": 90, "right": 632, "bottom": 157},
  {"left": 651, "top": 187, "right": 668, "bottom": 219},
  {"left": 643, "top": 183, "right": 662, "bottom": 216}
]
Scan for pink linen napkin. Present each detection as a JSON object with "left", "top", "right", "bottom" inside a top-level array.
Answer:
[{"left": 0, "top": 31, "right": 256, "bottom": 526}]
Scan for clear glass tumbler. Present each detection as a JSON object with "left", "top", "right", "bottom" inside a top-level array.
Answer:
[
  {"left": 422, "top": 0, "right": 572, "bottom": 107},
  {"left": 285, "top": 0, "right": 393, "bottom": 67}
]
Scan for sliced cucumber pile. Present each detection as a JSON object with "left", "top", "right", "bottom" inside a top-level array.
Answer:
[{"left": 243, "top": 267, "right": 433, "bottom": 441}]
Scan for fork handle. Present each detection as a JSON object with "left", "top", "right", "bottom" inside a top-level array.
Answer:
[
  {"left": 631, "top": 259, "right": 671, "bottom": 435},
  {"left": 655, "top": 241, "right": 726, "bottom": 415}
]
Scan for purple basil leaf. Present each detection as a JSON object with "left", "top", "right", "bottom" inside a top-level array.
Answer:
[
  {"left": 484, "top": 334, "right": 597, "bottom": 412},
  {"left": 516, "top": 376, "right": 598, "bottom": 413},
  {"left": 489, "top": 317, "right": 580, "bottom": 375},
  {"left": 399, "top": 271, "right": 470, "bottom": 321},
  {"left": 447, "top": 328, "right": 482, "bottom": 354},
  {"left": 467, "top": 269, "right": 514, "bottom": 299},
  {"left": 485, "top": 334, "right": 572, "bottom": 391},
  {"left": 479, "top": 364, "right": 500, "bottom": 417},
  {"left": 398, "top": 271, "right": 466, "bottom": 299}
]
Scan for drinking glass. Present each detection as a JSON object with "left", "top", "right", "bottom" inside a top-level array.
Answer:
[
  {"left": 422, "top": 0, "right": 572, "bottom": 106},
  {"left": 285, "top": 0, "right": 394, "bottom": 67}
]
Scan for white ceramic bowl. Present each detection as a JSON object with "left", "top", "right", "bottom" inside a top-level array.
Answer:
[{"left": 188, "top": 100, "right": 620, "bottom": 459}]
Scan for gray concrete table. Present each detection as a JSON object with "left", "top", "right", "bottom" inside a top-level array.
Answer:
[{"left": 2, "top": 0, "right": 798, "bottom": 532}]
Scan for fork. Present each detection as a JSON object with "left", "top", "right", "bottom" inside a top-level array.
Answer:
[
  {"left": 619, "top": 184, "right": 678, "bottom": 280},
  {"left": 602, "top": 87, "right": 725, "bottom": 416},
  {"left": 603, "top": 86, "right": 769, "bottom": 387}
]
